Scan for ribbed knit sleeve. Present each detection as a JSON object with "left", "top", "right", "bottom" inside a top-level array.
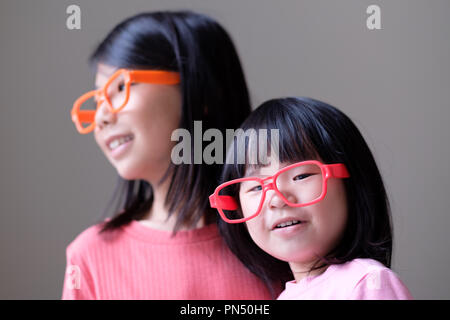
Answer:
[{"left": 62, "top": 240, "right": 96, "bottom": 299}]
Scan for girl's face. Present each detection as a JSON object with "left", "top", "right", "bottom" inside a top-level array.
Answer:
[
  {"left": 93, "top": 63, "right": 182, "bottom": 182},
  {"left": 240, "top": 159, "right": 348, "bottom": 270}
]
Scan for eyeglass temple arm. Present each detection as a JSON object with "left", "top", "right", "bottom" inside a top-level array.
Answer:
[
  {"left": 72, "top": 110, "right": 96, "bottom": 123},
  {"left": 326, "top": 164, "right": 350, "bottom": 178},
  {"left": 130, "top": 71, "right": 181, "bottom": 84},
  {"left": 209, "top": 194, "right": 239, "bottom": 211}
]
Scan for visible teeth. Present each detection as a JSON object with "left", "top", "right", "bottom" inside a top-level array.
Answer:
[
  {"left": 276, "top": 220, "right": 301, "bottom": 228},
  {"left": 109, "top": 140, "right": 119, "bottom": 150},
  {"left": 109, "top": 135, "right": 133, "bottom": 150}
]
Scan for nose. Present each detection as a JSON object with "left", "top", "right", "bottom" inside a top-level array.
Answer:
[
  {"left": 94, "top": 94, "right": 117, "bottom": 130},
  {"left": 275, "top": 181, "right": 299, "bottom": 204},
  {"left": 266, "top": 184, "right": 298, "bottom": 209},
  {"left": 267, "top": 190, "right": 287, "bottom": 209}
]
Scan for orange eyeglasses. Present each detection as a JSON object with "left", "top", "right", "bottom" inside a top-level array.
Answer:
[{"left": 71, "top": 69, "right": 181, "bottom": 134}]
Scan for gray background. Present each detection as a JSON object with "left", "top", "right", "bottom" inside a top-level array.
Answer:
[{"left": 1, "top": 0, "right": 449, "bottom": 299}]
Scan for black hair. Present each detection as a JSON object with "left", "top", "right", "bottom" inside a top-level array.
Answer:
[
  {"left": 89, "top": 11, "right": 251, "bottom": 233},
  {"left": 218, "top": 97, "right": 393, "bottom": 295}
]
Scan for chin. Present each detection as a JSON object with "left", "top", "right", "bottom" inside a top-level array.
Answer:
[
  {"left": 115, "top": 164, "right": 143, "bottom": 181},
  {"left": 268, "top": 250, "right": 300, "bottom": 263},
  {"left": 117, "top": 172, "right": 138, "bottom": 181},
  {"left": 117, "top": 171, "right": 138, "bottom": 181},
  {"left": 268, "top": 245, "right": 315, "bottom": 264}
]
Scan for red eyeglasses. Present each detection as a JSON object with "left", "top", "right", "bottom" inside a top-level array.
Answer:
[{"left": 209, "top": 160, "right": 350, "bottom": 223}]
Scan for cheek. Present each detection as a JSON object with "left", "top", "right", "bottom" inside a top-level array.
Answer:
[
  {"left": 140, "top": 84, "right": 181, "bottom": 120},
  {"left": 94, "top": 131, "right": 101, "bottom": 148},
  {"left": 131, "top": 87, "right": 182, "bottom": 152},
  {"left": 94, "top": 129, "right": 109, "bottom": 156},
  {"left": 240, "top": 196, "right": 260, "bottom": 219},
  {"left": 244, "top": 217, "right": 268, "bottom": 250},
  {"left": 313, "top": 180, "right": 348, "bottom": 248}
]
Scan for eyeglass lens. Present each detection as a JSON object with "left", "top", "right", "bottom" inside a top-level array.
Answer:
[{"left": 218, "top": 163, "right": 324, "bottom": 221}]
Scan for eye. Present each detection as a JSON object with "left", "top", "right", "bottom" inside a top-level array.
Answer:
[
  {"left": 118, "top": 82, "right": 138, "bottom": 92},
  {"left": 240, "top": 182, "right": 263, "bottom": 194},
  {"left": 248, "top": 185, "right": 262, "bottom": 192},
  {"left": 293, "top": 173, "right": 314, "bottom": 181}
]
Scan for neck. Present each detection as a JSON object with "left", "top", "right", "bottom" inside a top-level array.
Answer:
[
  {"left": 139, "top": 173, "right": 205, "bottom": 231},
  {"left": 288, "top": 260, "right": 329, "bottom": 283}
]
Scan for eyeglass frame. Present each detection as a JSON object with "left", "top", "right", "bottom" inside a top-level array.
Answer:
[
  {"left": 209, "top": 160, "right": 350, "bottom": 224},
  {"left": 71, "top": 68, "right": 181, "bottom": 134}
]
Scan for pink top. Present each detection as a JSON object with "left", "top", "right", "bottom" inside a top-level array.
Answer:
[
  {"left": 62, "top": 220, "right": 274, "bottom": 299},
  {"left": 277, "top": 258, "right": 413, "bottom": 300}
]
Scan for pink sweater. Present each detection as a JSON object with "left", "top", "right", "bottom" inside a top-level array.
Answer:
[
  {"left": 62, "top": 220, "right": 274, "bottom": 299},
  {"left": 277, "top": 258, "right": 413, "bottom": 300}
]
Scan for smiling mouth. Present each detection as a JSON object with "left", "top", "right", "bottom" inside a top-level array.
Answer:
[
  {"left": 108, "top": 134, "right": 134, "bottom": 150},
  {"left": 274, "top": 220, "right": 304, "bottom": 229}
]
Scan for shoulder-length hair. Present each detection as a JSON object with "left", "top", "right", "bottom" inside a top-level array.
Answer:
[
  {"left": 89, "top": 11, "right": 251, "bottom": 233},
  {"left": 218, "top": 97, "right": 393, "bottom": 294}
]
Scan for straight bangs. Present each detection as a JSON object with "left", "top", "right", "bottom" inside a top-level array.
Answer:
[{"left": 223, "top": 98, "right": 322, "bottom": 181}]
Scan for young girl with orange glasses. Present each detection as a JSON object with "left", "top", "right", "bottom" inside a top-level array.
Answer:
[{"left": 63, "top": 11, "right": 275, "bottom": 300}]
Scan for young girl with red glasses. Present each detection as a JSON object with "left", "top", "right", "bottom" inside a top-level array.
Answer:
[{"left": 212, "top": 97, "right": 413, "bottom": 299}]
